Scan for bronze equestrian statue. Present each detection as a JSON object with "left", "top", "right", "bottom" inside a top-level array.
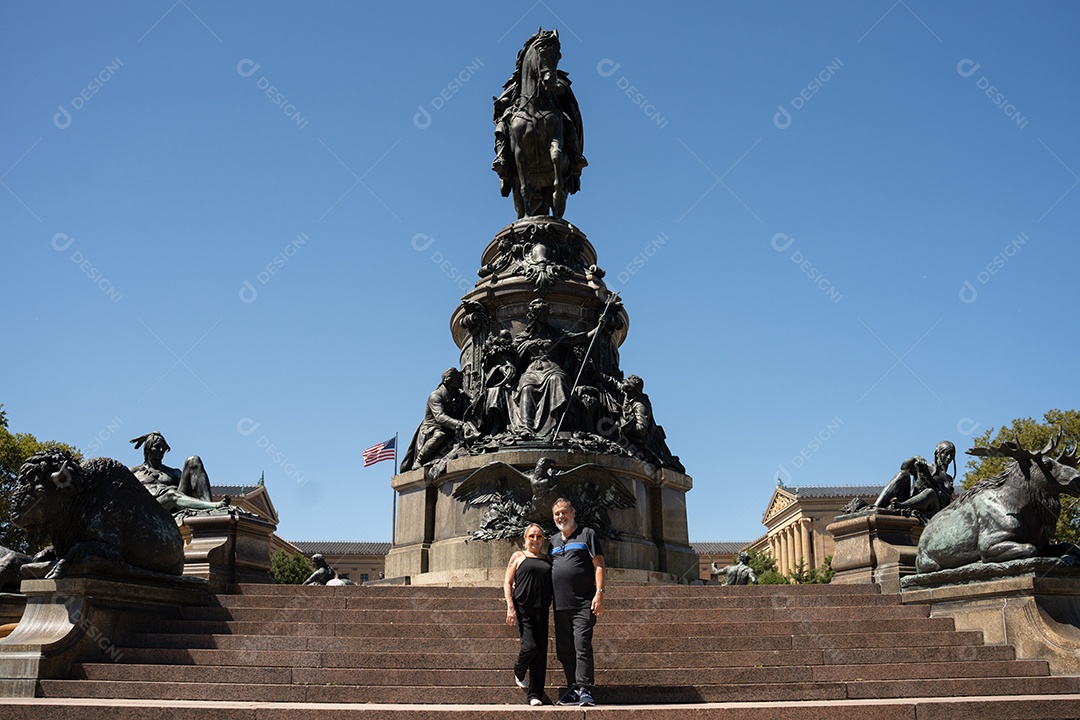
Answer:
[{"left": 493, "top": 29, "right": 586, "bottom": 219}]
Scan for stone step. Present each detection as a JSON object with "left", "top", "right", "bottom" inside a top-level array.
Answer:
[
  {"left": 31, "top": 581, "right": 1066, "bottom": 712},
  {"left": 70, "top": 659, "right": 1050, "bottom": 687},
  {"left": 209, "top": 593, "right": 903, "bottom": 610},
  {"left": 13, "top": 695, "right": 1080, "bottom": 720},
  {"left": 153, "top": 616, "right": 961, "bottom": 638},
  {"left": 226, "top": 582, "right": 886, "bottom": 597},
  {"left": 178, "top": 605, "right": 931, "bottom": 623},
  {"left": 86, "top": 643, "right": 1020, "bottom": 670},
  {"left": 36, "top": 675, "right": 1080, "bottom": 705},
  {"left": 125, "top": 629, "right": 987, "bottom": 653}
]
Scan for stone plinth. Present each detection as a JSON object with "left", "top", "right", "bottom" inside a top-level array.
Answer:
[
  {"left": 827, "top": 512, "right": 923, "bottom": 593},
  {"left": 903, "top": 573, "right": 1080, "bottom": 675},
  {"left": 181, "top": 513, "right": 277, "bottom": 592},
  {"left": 0, "top": 574, "right": 207, "bottom": 696},
  {"left": 386, "top": 449, "right": 696, "bottom": 585}
]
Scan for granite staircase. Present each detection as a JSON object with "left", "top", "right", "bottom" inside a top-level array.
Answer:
[{"left": 8, "top": 582, "right": 1080, "bottom": 718}]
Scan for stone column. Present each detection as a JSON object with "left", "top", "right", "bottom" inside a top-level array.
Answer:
[
  {"left": 794, "top": 523, "right": 805, "bottom": 569},
  {"left": 801, "top": 519, "right": 812, "bottom": 567},
  {"left": 779, "top": 529, "right": 789, "bottom": 575},
  {"left": 778, "top": 533, "right": 785, "bottom": 574},
  {"left": 774, "top": 532, "right": 782, "bottom": 575}
]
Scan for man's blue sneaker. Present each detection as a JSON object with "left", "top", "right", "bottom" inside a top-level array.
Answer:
[
  {"left": 577, "top": 688, "right": 595, "bottom": 706},
  {"left": 556, "top": 689, "right": 579, "bottom": 706}
]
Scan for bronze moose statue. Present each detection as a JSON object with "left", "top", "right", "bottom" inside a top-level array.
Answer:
[{"left": 915, "top": 434, "right": 1080, "bottom": 574}]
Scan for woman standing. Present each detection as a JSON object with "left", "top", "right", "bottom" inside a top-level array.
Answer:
[{"left": 504, "top": 523, "right": 553, "bottom": 706}]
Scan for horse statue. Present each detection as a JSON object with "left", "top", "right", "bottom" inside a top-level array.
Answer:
[{"left": 493, "top": 28, "right": 586, "bottom": 219}]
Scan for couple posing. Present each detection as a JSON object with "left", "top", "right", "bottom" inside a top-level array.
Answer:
[{"left": 503, "top": 497, "right": 605, "bottom": 707}]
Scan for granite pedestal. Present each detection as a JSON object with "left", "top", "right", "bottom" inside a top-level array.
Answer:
[
  {"left": 827, "top": 511, "right": 923, "bottom": 593},
  {"left": 0, "top": 574, "right": 207, "bottom": 697},
  {"left": 181, "top": 513, "right": 277, "bottom": 592},
  {"left": 386, "top": 450, "right": 696, "bottom": 585},
  {"left": 903, "top": 571, "right": 1080, "bottom": 675}
]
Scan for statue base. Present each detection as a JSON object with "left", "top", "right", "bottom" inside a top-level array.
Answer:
[
  {"left": 386, "top": 450, "right": 696, "bottom": 584},
  {"left": 181, "top": 512, "right": 277, "bottom": 592},
  {"left": 827, "top": 511, "right": 923, "bottom": 593},
  {"left": 902, "top": 570, "right": 1080, "bottom": 675},
  {"left": 0, "top": 574, "right": 207, "bottom": 697}
]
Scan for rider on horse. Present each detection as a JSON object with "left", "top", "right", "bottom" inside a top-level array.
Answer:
[{"left": 492, "top": 29, "right": 587, "bottom": 218}]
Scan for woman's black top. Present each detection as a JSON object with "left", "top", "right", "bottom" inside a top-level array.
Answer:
[{"left": 513, "top": 555, "right": 553, "bottom": 610}]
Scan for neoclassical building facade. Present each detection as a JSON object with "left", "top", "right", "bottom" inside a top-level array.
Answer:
[{"left": 747, "top": 479, "right": 879, "bottom": 575}]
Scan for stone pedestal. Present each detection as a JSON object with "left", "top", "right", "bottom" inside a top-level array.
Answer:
[
  {"left": 0, "top": 574, "right": 207, "bottom": 696},
  {"left": 386, "top": 450, "right": 696, "bottom": 585},
  {"left": 827, "top": 512, "right": 923, "bottom": 593},
  {"left": 181, "top": 513, "right": 277, "bottom": 592},
  {"left": 902, "top": 573, "right": 1080, "bottom": 675}
]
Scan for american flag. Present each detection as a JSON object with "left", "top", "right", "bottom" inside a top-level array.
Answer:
[{"left": 363, "top": 436, "right": 396, "bottom": 467}]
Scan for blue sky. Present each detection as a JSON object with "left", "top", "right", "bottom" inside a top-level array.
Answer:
[{"left": 2, "top": 2, "right": 1078, "bottom": 548}]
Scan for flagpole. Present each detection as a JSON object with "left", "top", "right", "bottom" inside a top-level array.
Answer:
[{"left": 391, "top": 432, "right": 398, "bottom": 547}]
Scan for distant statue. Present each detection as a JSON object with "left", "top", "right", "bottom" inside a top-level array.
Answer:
[
  {"left": 711, "top": 551, "right": 758, "bottom": 585},
  {"left": 401, "top": 368, "right": 479, "bottom": 471},
  {"left": 874, "top": 441, "right": 956, "bottom": 522},
  {"left": 303, "top": 554, "right": 336, "bottom": 585},
  {"left": 493, "top": 28, "right": 586, "bottom": 218},
  {"left": 129, "top": 432, "right": 230, "bottom": 520}
]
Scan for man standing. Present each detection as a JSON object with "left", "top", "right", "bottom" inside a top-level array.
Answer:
[{"left": 550, "top": 497, "right": 605, "bottom": 706}]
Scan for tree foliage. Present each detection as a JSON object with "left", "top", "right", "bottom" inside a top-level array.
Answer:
[
  {"left": 785, "top": 556, "right": 834, "bottom": 584},
  {"left": 742, "top": 547, "right": 785, "bottom": 585},
  {"left": 961, "top": 409, "right": 1080, "bottom": 544},
  {"left": 270, "top": 550, "right": 314, "bottom": 584},
  {"left": 0, "top": 405, "right": 82, "bottom": 553}
]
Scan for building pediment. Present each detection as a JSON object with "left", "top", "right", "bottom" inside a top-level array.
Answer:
[{"left": 762, "top": 486, "right": 799, "bottom": 524}]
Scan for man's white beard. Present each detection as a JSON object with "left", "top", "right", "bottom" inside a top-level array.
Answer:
[{"left": 555, "top": 518, "right": 572, "bottom": 532}]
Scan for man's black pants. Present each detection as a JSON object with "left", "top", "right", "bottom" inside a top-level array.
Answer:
[{"left": 554, "top": 606, "right": 596, "bottom": 690}]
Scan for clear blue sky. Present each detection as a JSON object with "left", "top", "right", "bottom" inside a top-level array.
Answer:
[{"left": 3, "top": 2, "right": 1078, "bottom": 547}]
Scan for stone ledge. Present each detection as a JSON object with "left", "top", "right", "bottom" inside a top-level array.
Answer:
[
  {"left": 0, "top": 574, "right": 209, "bottom": 696},
  {"left": 902, "top": 574, "right": 1080, "bottom": 675},
  {"left": 3, "top": 695, "right": 1080, "bottom": 720}
]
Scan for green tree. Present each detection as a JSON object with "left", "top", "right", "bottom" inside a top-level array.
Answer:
[
  {"left": 0, "top": 405, "right": 82, "bottom": 553},
  {"left": 270, "top": 550, "right": 313, "bottom": 584},
  {"left": 962, "top": 409, "right": 1080, "bottom": 544},
  {"left": 784, "top": 556, "right": 834, "bottom": 584},
  {"left": 757, "top": 569, "right": 788, "bottom": 584},
  {"left": 743, "top": 547, "right": 787, "bottom": 584}
]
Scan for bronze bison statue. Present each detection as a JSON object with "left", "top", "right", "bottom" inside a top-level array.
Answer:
[
  {"left": 915, "top": 434, "right": 1080, "bottom": 573},
  {"left": 12, "top": 450, "right": 185, "bottom": 579}
]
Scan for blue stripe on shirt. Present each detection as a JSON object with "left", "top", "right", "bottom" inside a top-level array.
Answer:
[{"left": 550, "top": 542, "right": 590, "bottom": 555}]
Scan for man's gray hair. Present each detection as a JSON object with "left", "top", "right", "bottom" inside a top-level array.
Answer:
[{"left": 552, "top": 497, "right": 575, "bottom": 511}]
